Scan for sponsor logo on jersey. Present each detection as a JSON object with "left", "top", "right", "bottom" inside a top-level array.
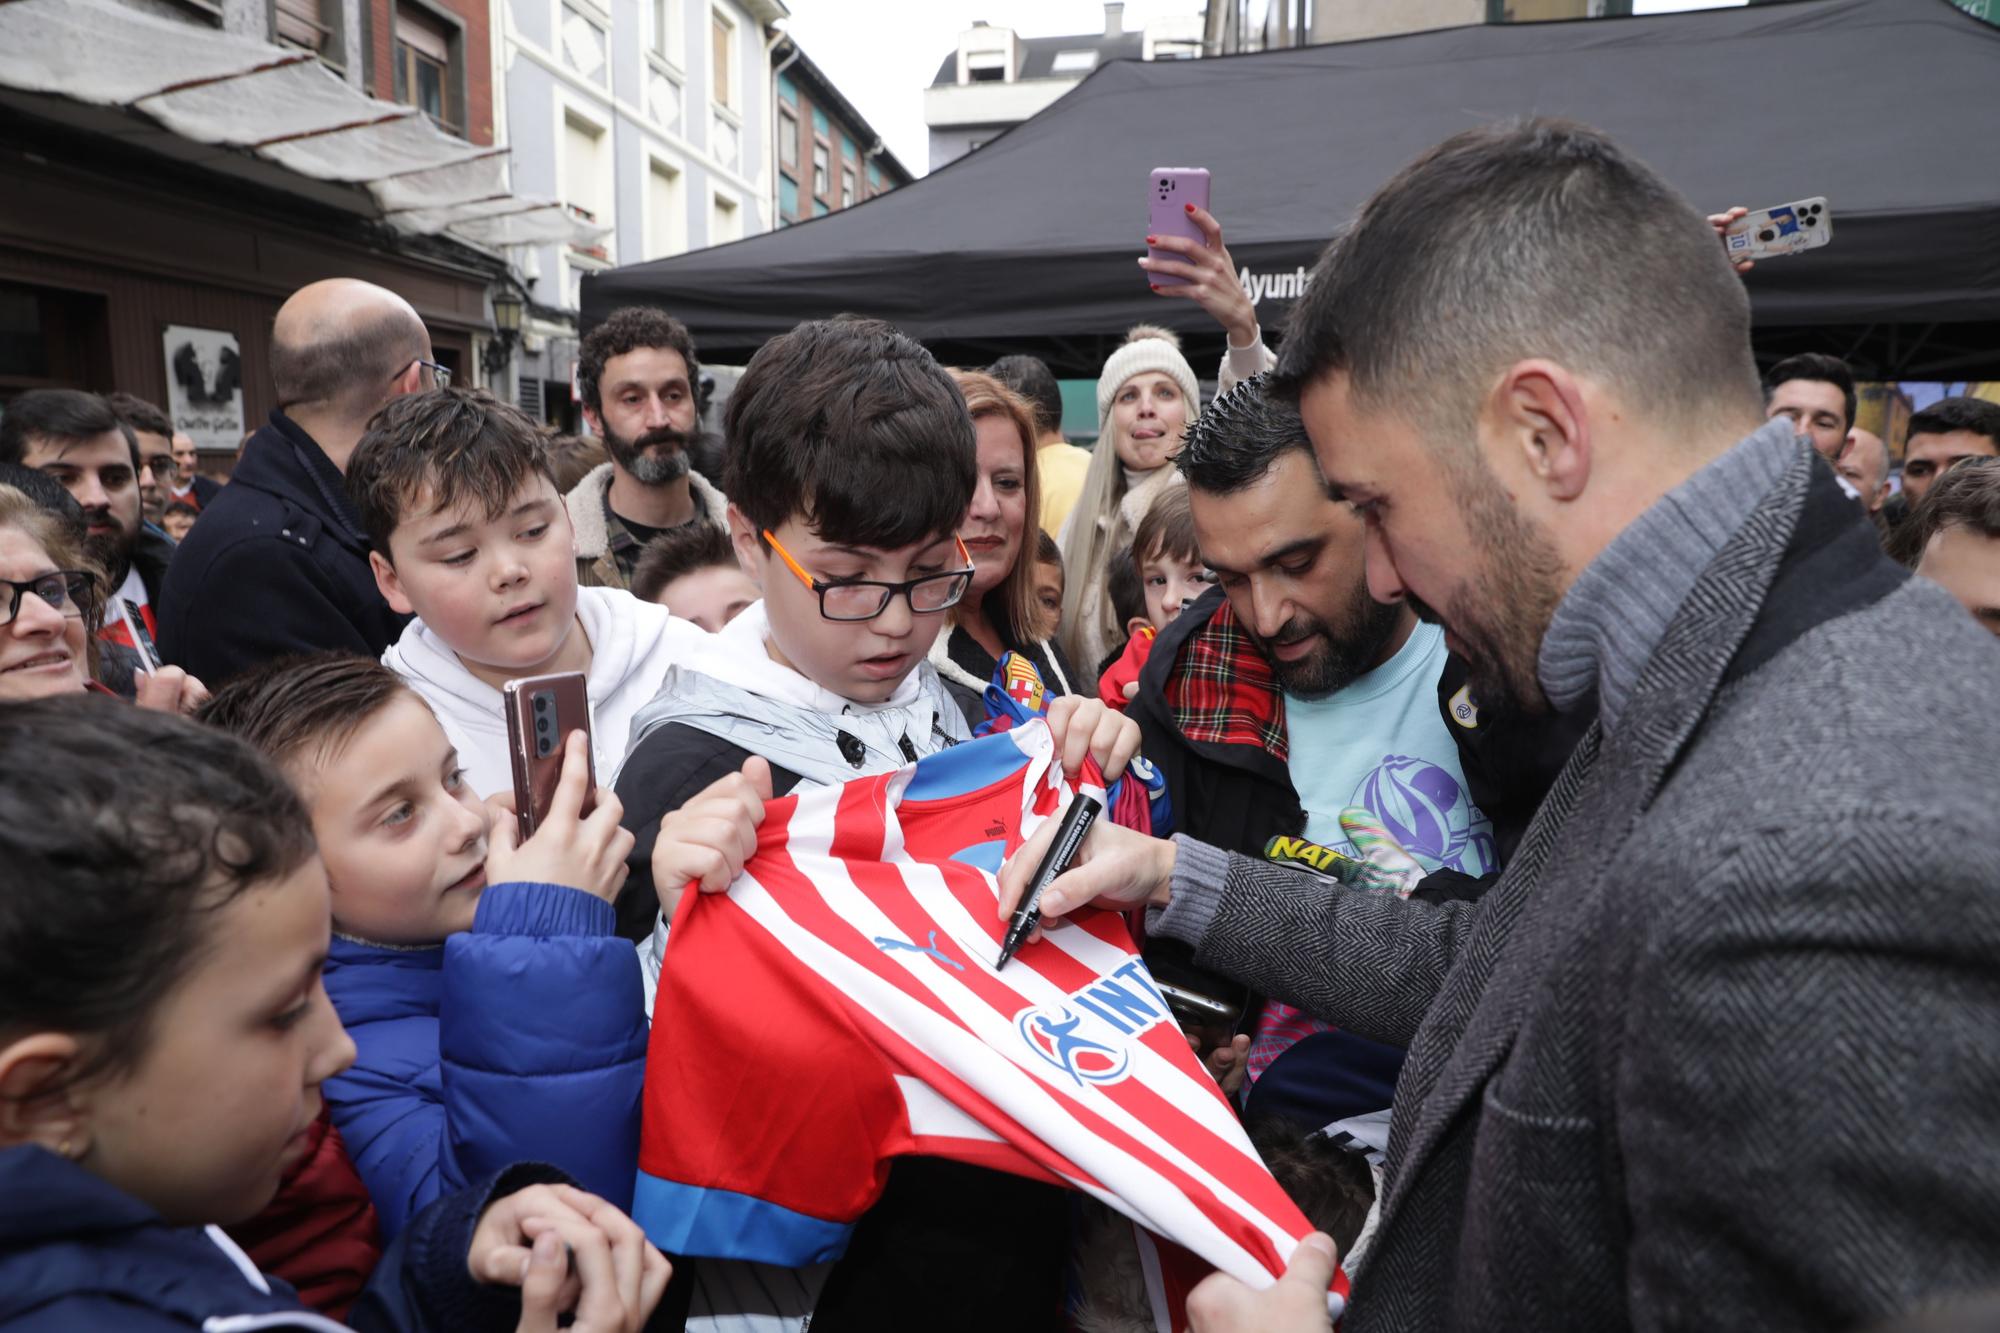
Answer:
[{"left": 1014, "top": 959, "right": 1170, "bottom": 1086}]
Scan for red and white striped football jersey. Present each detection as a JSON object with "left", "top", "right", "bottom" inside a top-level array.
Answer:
[{"left": 636, "top": 721, "right": 1346, "bottom": 1318}]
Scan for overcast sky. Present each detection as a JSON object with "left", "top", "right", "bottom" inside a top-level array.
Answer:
[{"left": 779, "top": 0, "right": 1749, "bottom": 177}]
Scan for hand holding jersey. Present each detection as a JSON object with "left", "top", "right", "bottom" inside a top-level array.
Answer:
[{"left": 659, "top": 697, "right": 1142, "bottom": 916}]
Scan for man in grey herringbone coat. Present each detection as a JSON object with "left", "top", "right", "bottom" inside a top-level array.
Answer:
[{"left": 1003, "top": 121, "right": 2000, "bottom": 1333}]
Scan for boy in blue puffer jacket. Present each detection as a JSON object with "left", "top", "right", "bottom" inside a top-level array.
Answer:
[{"left": 203, "top": 652, "right": 648, "bottom": 1240}]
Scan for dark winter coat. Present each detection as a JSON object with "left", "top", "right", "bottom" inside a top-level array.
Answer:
[
  {"left": 0, "top": 1144, "right": 567, "bottom": 1331},
  {"left": 157, "top": 412, "right": 409, "bottom": 685},
  {"left": 322, "top": 883, "right": 648, "bottom": 1240}
]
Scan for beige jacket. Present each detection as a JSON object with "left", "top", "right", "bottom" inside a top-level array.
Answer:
[{"left": 563, "top": 461, "right": 729, "bottom": 591}]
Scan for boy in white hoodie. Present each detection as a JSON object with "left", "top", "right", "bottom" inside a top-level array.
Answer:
[
  {"left": 348, "top": 387, "right": 705, "bottom": 798},
  {"left": 614, "top": 318, "right": 1143, "bottom": 1333}
]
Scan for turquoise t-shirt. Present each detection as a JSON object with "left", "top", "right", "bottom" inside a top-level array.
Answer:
[{"left": 1284, "top": 621, "right": 1496, "bottom": 877}]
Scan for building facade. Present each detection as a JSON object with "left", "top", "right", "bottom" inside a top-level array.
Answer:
[
  {"left": 925, "top": 3, "right": 1204, "bottom": 171},
  {"left": 498, "top": 0, "right": 784, "bottom": 428},
  {"left": 772, "top": 42, "right": 912, "bottom": 228},
  {"left": 1, "top": 0, "right": 522, "bottom": 468}
]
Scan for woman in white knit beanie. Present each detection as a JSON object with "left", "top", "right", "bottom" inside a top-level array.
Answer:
[{"left": 1057, "top": 323, "right": 1201, "bottom": 674}]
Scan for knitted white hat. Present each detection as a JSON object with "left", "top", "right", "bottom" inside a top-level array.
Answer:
[{"left": 1096, "top": 336, "right": 1200, "bottom": 432}]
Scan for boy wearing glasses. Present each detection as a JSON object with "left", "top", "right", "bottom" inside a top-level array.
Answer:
[
  {"left": 613, "top": 319, "right": 1140, "bottom": 1333},
  {"left": 347, "top": 387, "right": 709, "bottom": 801}
]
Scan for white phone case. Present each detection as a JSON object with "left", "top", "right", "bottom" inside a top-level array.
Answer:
[{"left": 1725, "top": 197, "right": 1832, "bottom": 261}]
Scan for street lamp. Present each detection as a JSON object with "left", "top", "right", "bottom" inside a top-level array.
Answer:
[{"left": 482, "top": 288, "right": 525, "bottom": 379}]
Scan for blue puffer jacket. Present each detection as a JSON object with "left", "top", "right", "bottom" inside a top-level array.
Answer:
[
  {"left": 0, "top": 1143, "right": 566, "bottom": 1330},
  {"left": 323, "top": 882, "right": 648, "bottom": 1239}
]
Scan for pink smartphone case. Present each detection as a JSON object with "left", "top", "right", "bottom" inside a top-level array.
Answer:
[{"left": 1147, "top": 168, "right": 1211, "bottom": 288}]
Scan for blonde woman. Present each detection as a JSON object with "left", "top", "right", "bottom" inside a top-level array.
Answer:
[
  {"left": 930, "top": 370, "right": 1077, "bottom": 725},
  {"left": 1059, "top": 325, "right": 1201, "bottom": 673}
]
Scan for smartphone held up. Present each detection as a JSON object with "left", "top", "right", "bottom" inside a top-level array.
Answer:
[
  {"left": 502, "top": 671, "right": 596, "bottom": 840},
  {"left": 1724, "top": 197, "right": 1832, "bottom": 263},
  {"left": 1146, "top": 167, "right": 1212, "bottom": 287}
]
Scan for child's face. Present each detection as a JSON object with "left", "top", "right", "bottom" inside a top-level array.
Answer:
[
  {"left": 294, "top": 693, "right": 490, "bottom": 945},
  {"left": 1141, "top": 549, "right": 1212, "bottom": 630},
  {"left": 733, "top": 508, "right": 961, "bottom": 705},
  {"left": 80, "top": 854, "right": 355, "bottom": 1226},
  {"left": 654, "top": 564, "right": 760, "bottom": 633},
  {"left": 1032, "top": 559, "right": 1064, "bottom": 641},
  {"left": 372, "top": 475, "right": 586, "bottom": 690},
  {"left": 162, "top": 511, "right": 195, "bottom": 541}
]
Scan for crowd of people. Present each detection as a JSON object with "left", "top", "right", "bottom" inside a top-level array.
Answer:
[{"left": 1, "top": 115, "right": 1998, "bottom": 1333}]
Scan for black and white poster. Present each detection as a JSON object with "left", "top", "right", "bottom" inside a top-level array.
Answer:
[{"left": 162, "top": 325, "right": 244, "bottom": 452}]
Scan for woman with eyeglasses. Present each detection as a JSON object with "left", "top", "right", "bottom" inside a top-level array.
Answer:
[
  {"left": 927, "top": 371, "right": 1079, "bottom": 728},
  {"left": 0, "top": 486, "right": 208, "bottom": 711}
]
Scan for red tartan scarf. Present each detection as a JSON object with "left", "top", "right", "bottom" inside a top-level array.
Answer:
[{"left": 1162, "top": 595, "right": 1288, "bottom": 762}]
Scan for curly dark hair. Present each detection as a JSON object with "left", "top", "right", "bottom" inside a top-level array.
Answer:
[
  {"left": 578, "top": 307, "right": 701, "bottom": 417},
  {"left": 0, "top": 697, "right": 316, "bottom": 1088}
]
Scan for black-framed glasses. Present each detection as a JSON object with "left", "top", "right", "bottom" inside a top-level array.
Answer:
[
  {"left": 404, "top": 358, "right": 453, "bottom": 390},
  {"left": 0, "top": 571, "right": 93, "bottom": 627},
  {"left": 763, "top": 529, "right": 975, "bottom": 622}
]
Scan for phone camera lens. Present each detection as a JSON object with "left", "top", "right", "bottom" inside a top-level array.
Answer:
[
  {"left": 534, "top": 696, "right": 549, "bottom": 712},
  {"left": 536, "top": 717, "right": 550, "bottom": 733},
  {"left": 1757, "top": 229, "right": 1775, "bottom": 243}
]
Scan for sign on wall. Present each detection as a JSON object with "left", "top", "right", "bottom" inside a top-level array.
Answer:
[{"left": 162, "top": 324, "right": 244, "bottom": 452}]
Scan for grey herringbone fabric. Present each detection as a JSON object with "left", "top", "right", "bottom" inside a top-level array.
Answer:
[{"left": 1187, "top": 443, "right": 2000, "bottom": 1330}]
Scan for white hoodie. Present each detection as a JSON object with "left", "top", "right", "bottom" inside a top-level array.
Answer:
[{"left": 381, "top": 584, "right": 710, "bottom": 799}]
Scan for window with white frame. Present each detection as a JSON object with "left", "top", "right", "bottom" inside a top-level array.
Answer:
[
  {"left": 651, "top": 0, "right": 678, "bottom": 62},
  {"left": 812, "top": 139, "right": 829, "bottom": 198},
  {"left": 840, "top": 165, "right": 854, "bottom": 209},
  {"left": 709, "top": 7, "right": 736, "bottom": 110},
  {"left": 711, "top": 192, "right": 741, "bottom": 244},
  {"left": 778, "top": 104, "right": 798, "bottom": 172},
  {"left": 563, "top": 110, "right": 608, "bottom": 225},
  {"left": 647, "top": 160, "right": 686, "bottom": 260}
]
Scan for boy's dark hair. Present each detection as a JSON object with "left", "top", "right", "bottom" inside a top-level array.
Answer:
[
  {"left": 724, "top": 319, "right": 975, "bottom": 551},
  {"left": 1764, "top": 353, "right": 1857, "bottom": 432},
  {"left": 1906, "top": 395, "right": 2000, "bottom": 452},
  {"left": 1132, "top": 484, "right": 1199, "bottom": 574},
  {"left": 631, "top": 521, "right": 737, "bottom": 602},
  {"left": 1034, "top": 529, "right": 1062, "bottom": 567},
  {"left": 989, "top": 354, "right": 1064, "bottom": 438},
  {"left": 578, "top": 307, "right": 701, "bottom": 417},
  {"left": 103, "top": 391, "right": 175, "bottom": 441},
  {"left": 1177, "top": 373, "right": 1316, "bottom": 496},
  {"left": 164, "top": 500, "right": 200, "bottom": 520},
  {"left": 0, "top": 463, "right": 87, "bottom": 544},
  {"left": 199, "top": 652, "right": 414, "bottom": 773},
  {"left": 0, "top": 389, "right": 127, "bottom": 468},
  {"left": 1106, "top": 543, "right": 1144, "bottom": 628},
  {"left": 346, "top": 388, "right": 556, "bottom": 557},
  {"left": 0, "top": 697, "right": 315, "bottom": 1087},
  {"left": 1893, "top": 457, "right": 2000, "bottom": 568},
  {"left": 1272, "top": 119, "right": 1758, "bottom": 451}
]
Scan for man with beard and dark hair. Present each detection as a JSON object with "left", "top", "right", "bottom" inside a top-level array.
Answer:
[
  {"left": 570, "top": 306, "right": 728, "bottom": 590},
  {"left": 1, "top": 389, "right": 177, "bottom": 685},
  {"left": 1128, "top": 373, "right": 1581, "bottom": 1117},
  {"left": 1000, "top": 119, "right": 2000, "bottom": 1332}
]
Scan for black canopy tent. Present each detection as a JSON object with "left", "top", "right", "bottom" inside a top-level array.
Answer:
[{"left": 585, "top": 0, "right": 2000, "bottom": 380}]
